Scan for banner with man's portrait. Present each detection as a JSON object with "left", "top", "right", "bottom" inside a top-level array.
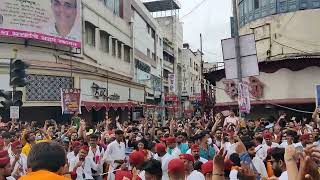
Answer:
[
  {"left": 0, "top": 0, "right": 81, "bottom": 48},
  {"left": 61, "top": 88, "right": 81, "bottom": 114}
]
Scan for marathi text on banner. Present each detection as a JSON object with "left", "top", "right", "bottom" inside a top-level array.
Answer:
[
  {"left": 0, "top": 0, "right": 81, "bottom": 48},
  {"left": 238, "top": 83, "right": 251, "bottom": 114},
  {"left": 61, "top": 88, "right": 81, "bottom": 114}
]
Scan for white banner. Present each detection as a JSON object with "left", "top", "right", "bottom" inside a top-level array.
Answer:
[
  {"left": 238, "top": 83, "right": 250, "bottom": 113},
  {"left": 0, "top": 0, "right": 81, "bottom": 48},
  {"left": 168, "top": 74, "right": 175, "bottom": 94}
]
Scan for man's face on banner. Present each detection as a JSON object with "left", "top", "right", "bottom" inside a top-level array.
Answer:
[{"left": 52, "top": 0, "right": 77, "bottom": 36}]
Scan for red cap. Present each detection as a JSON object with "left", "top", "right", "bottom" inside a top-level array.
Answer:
[
  {"left": 80, "top": 145, "right": 89, "bottom": 152},
  {"left": 155, "top": 143, "right": 166, "bottom": 153},
  {"left": 71, "top": 141, "right": 81, "bottom": 147},
  {"left": 11, "top": 141, "right": 22, "bottom": 149},
  {"left": 0, "top": 157, "right": 10, "bottom": 168},
  {"left": 0, "top": 150, "right": 8, "bottom": 158},
  {"left": 168, "top": 158, "right": 185, "bottom": 173},
  {"left": 201, "top": 160, "right": 213, "bottom": 174},
  {"left": 179, "top": 154, "right": 195, "bottom": 163},
  {"left": 115, "top": 170, "right": 132, "bottom": 180},
  {"left": 129, "top": 151, "right": 145, "bottom": 166},
  {"left": 166, "top": 137, "right": 176, "bottom": 143},
  {"left": 191, "top": 144, "right": 200, "bottom": 151},
  {"left": 160, "top": 137, "right": 166, "bottom": 142},
  {"left": 263, "top": 132, "right": 272, "bottom": 139},
  {"left": 300, "top": 134, "right": 310, "bottom": 141}
]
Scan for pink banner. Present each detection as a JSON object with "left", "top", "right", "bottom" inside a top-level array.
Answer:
[{"left": 0, "top": 28, "right": 81, "bottom": 48}]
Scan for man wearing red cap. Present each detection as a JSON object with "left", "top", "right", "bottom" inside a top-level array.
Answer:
[
  {"left": 167, "top": 158, "right": 186, "bottom": 180},
  {"left": 179, "top": 154, "right": 205, "bottom": 180},
  {"left": 67, "top": 141, "right": 81, "bottom": 166},
  {"left": 0, "top": 151, "right": 12, "bottom": 180},
  {"left": 153, "top": 143, "right": 174, "bottom": 180},
  {"left": 9, "top": 141, "right": 27, "bottom": 178},
  {"left": 190, "top": 144, "right": 207, "bottom": 163},
  {"left": 201, "top": 160, "right": 213, "bottom": 180},
  {"left": 258, "top": 132, "right": 280, "bottom": 161},
  {"left": 69, "top": 145, "right": 101, "bottom": 180},
  {"left": 166, "top": 137, "right": 181, "bottom": 158},
  {"left": 114, "top": 151, "right": 144, "bottom": 180}
]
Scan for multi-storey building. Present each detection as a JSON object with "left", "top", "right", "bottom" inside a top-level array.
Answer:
[
  {"left": 0, "top": 0, "right": 164, "bottom": 122},
  {"left": 206, "top": 0, "right": 320, "bottom": 117}
]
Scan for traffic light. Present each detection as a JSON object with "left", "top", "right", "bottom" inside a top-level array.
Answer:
[
  {"left": 0, "top": 90, "right": 23, "bottom": 109},
  {"left": 10, "top": 59, "right": 28, "bottom": 87}
]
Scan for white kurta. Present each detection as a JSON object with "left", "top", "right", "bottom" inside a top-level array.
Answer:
[
  {"left": 69, "top": 156, "right": 99, "bottom": 180},
  {"left": 103, "top": 140, "right": 126, "bottom": 180},
  {"left": 252, "top": 156, "right": 268, "bottom": 178},
  {"left": 88, "top": 146, "right": 105, "bottom": 176},
  {"left": 154, "top": 153, "right": 174, "bottom": 180},
  {"left": 187, "top": 170, "right": 205, "bottom": 180},
  {"left": 9, "top": 153, "right": 27, "bottom": 177}
]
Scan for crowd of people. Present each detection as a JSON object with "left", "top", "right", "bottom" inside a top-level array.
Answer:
[{"left": 0, "top": 108, "right": 319, "bottom": 180}]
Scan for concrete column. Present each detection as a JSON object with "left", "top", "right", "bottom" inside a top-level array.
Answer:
[
  {"left": 108, "top": 36, "right": 112, "bottom": 55},
  {"left": 115, "top": 40, "right": 118, "bottom": 58},
  {"left": 129, "top": 48, "right": 133, "bottom": 63},
  {"left": 121, "top": 43, "right": 124, "bottom": 61},
  {"left": 95, "top": 28, "right": 100, "bottom": 51}
]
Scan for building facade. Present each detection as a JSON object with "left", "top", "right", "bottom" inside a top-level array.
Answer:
[
  {"left": 0, "top": 0, "right": 158, "bottom": 122},
  {"left": 206, "top": 0, "right": 320, "bottom": 118}
]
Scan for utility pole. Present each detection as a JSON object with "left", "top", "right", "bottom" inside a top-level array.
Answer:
[
  {"left": 232, "top": 0, "right": 242, "bottom": 117},
  {"left": 200, "top": 33, "right": 205, "bottom": 115}
]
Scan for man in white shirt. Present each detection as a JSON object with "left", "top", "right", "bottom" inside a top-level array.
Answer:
[
  {"left": 245, "top": 141, "right": 268, "bottom": 178},
  {"left": 88, "top": 134, "right": 104, "bottom": 180},
  {"left": 179, "top": 154, "right": 205, "bottom": 180},
  {"left": 70, "top": 145, "right": 101, "bottom": 180},
  {"left": 153, "top": 143, "right": 174, "bottom": 180},
  {"left": 190, "top": 144, "right": 207, "bottom": 163},
  {"left": 103, "top": 130, "right": 126, "bottom": 180},
  {"left": 259, "top": 132, "right": 280, "bottom": 161},
  {"left": 67, "top": 141, "right": 81, "bottom": 166},
  {"left": 270, "top": 147, "right": 288, "bottom": 180},
  {"left": 166, "top": 137, "right": 181, "bottom": 158},
  {"left": 8, "top": 141, "right": 27, "bottom": 178},
  {"left": 223, "top": 110, "right": 239, "bottom": 127}
]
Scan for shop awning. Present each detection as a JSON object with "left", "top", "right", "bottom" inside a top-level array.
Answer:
[{"left": 82, "top": 101, "right": 138, "bottom": 111}]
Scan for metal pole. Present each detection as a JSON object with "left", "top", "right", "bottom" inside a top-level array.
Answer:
[
  {"left": 200, "top": 34, "right": 205, "bottom": 115},
  {"left": 232, "top": 0, "right": 242, "bottom": 117}
]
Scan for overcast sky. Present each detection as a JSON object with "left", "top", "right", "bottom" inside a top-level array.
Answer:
[{"left": 180, "top": 0, "right": 232, "bottom": 62}]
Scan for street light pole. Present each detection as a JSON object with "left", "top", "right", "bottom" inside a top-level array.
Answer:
[
  {"left": 232, "top": 0, "right": 242, "bottom": 117},
  {"left": 200, "top": 33, "right": 205, "bottom": 115}
]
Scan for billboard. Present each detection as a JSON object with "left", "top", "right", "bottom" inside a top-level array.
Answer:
[
  {"left": 61, "top": 88, "right": 81, "bottom": 114},
  {"left": 0, "top": 0, "right": 81, "bottom": 48}
]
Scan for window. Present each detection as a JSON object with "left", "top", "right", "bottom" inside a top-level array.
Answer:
[
  {"left": 124, "top": 45, "right": 131, "bottom": 62},
  {"left": 85, "top": 22, "right": 95, "bottom": 47},
  {"left": 254, "top": 0, "right": 260, "bottom": 9},
  {"left": 100, "top": 31, "right": 109, "bottom": 53},
  {"left": 118, "top": 41, "right": 122, "bottom": 59},
  {"left": 147, "top": 49, "right": 150, "bottom": 58},
  {"left": 190, "top": 58, "right": 192, "bottom": 67},
  {"left": 112, "top": 38, "right": 116, "bottom": 57},
  {"left": 104, "top": 0, "right": 120, "bottom": 16},
  {"left": 159, "top": 38, "right": 162, "bottom": 46}
]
